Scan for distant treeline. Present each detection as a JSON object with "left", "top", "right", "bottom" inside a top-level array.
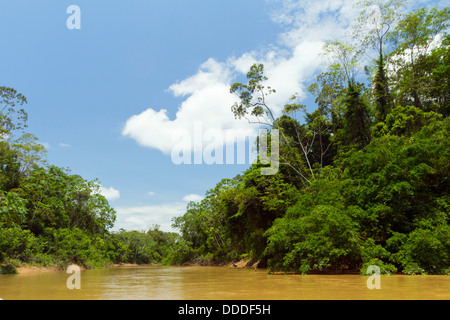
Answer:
[
  {"left": 0, "top": 90, "right": 180, "bottom": 268},
  {"left": 0, "top": 128, "right": 180, "bottom": 268}
]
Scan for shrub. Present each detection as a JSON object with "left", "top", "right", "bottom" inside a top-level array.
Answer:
[
  {"left": 0, "top": 225, "right": 42, "bottom": 263},
  {"left": 401, "top": 227, "right": 450, "bottom": 274},
  {"left": 265, "top": 204, "right": 361, "bottom": 274},
  {"left": 0, "top": 264, "right": 18, "bottom": 274},
  {"left": 45, "top": 228, "right": 109, "bottom": 268}
]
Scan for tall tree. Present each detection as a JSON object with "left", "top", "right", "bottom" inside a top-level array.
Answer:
[
  {"left": 353, "top": 0, "right": 407, "bottom": 122},
  {"left": 0, "top": 86, "right": 28, "bottom": 134},
  {"left": 11, "top": 133, "right": 48, "bottom": 175},
  {"left": 322, "top": 41, "right": 362, "bottom": 84},
  {"left": 353, "top": 0, "right": 407, "bottom": 58},
  {"left": 0, "top": 141, "right": 21, "bottom": 192},
  {"left": 231, "top": 64, "right": 314, "bottom": 184},
  {"left": 373, "top": 53, "right": 391, "bottom": 122},
  {"left": 389, "top": 7, "right": 450, "bottom": 112},
  {"left": 426, "top": 34, "right": 450, "bottom": 117},
  {"left": 342, "top": 81, "right": 372, "bottom": 150}
]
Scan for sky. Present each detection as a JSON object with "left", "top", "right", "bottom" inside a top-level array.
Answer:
[{"left": 0, "top": 0, "right": 444, "bottom": 232}]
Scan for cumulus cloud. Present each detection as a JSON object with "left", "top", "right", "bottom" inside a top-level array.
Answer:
[
  {"left": 122, "top": 0, "right": 360, "bottom": 157},
  {"left": 123, "top": 58, "right": 255, "bottom": 156},
  {"left": 99, "top": 185, "right": 121, "bottom": 201},
  {"left": 182, "top": 194, "right": 204, "bottom": 203},
  {"left": 114, "top": 203, "right": 187, "bottom": 232},
  {"left": 113, "top": 193, "right": 205, "bottom": 232}
]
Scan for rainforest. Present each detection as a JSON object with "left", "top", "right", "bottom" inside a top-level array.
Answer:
[{"left": 1, "top": 3, "right": 449, "bottom": 276}]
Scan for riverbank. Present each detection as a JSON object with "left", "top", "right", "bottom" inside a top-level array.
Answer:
[
  {"left": 16, "top": 265, "right": 62, "bottom": 274},
  {"left": 0, "top": 263, "right": 146, "bottom": 274},
  {"left": 1, "top": 260, "right": 257, "bottom": 275},
  {"left": 179, "top": 258, "right": 260, "bottom": 269}
]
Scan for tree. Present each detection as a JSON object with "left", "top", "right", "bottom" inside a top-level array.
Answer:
[
  {"left": 11, "top": 133, "right": 48, "bottom": 175},
  {"left": 345, "top": 118, "right": 449, "bottom": 242},
  {"left": 340, "top": 81, "right": 372, "bottom": 150},
  {"left": 0, "top": 86, "right": 28, "bottom": 134},
  {"left": 172, "top": 177, "right": 246, "bottom": 264},
  {"left": 0, "top": 141, "right": 21, "bottom": 192},
  {"left": 372, "top": 105, "right": 442, "bottom": 138},
  {"left": 353, "top": 0, "right": 407, "bottom": 122},
  {"left": 322, "top": 41, "right": 362, "bottom": 84},
  {"left": 230, "top": 64, "right": 277, "bottom": 126},
  {"left": 231, "top": 64, "right": 335, "bottom": 184},
  {"left": 426, "top": 34, "right": 450, "bottom": 117},
  {"left": 264, "top": 170, "right": 361, "bottom": 274},
  {"left": 307, "top": 65, "right": 347, "bottom": 119},
  {"left": 353, "top": 0, "right": 407, "bottom": 58},
  {"left": 306, "top": 41, "right": 367, "bottom": 169},
  {"left": 112, "top": 229, "right": 159, "bottom": 264},
  {"left": 21, "top": 166, "right": 116, "bottom": 236},
  {"left": 389, "top": 8, "right": 450, "bottom": 114},
  {"left": 226, "top": 166, "right": 299, "bottom": 262},
  {"left": 373, "top": 53, "right": 391, "bottom": 122},
  {"left": 0, "top": 191, "right": 27, "bottom": 226}
]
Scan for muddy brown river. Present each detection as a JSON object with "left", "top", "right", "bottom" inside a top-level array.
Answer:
[{"left": 0, "top": 265, "right": 448, "bottom": 300}]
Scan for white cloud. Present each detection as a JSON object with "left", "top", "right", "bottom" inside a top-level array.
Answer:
[
  {"left": 148, "top": 191, "right": 156, "bottom": 196},
  {"left": 122, "top": 58, "right": 255, "bottom": 156},
  {"left": 122, "top": 0, "right": 359, "bottom": 157},
  {"left": 114, "top": 203, "right": 187, "bottom": 232},
  {"left": 268, "top": 0, "right": 357, "bottom": 34},
  {"left": 113, "top": 193, "right": 206, "bottom": 232},
  {"left": 59, "top": 142, "right": 72, "bottom": 148},
  {"left": 99, "top": 185, "right": 121, "bottom": 201},
  {"left": 182, "top": 194, "right": 203, "bottom": 203}
]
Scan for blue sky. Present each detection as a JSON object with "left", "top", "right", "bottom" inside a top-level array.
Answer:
[{"left": 0, "top": 0, "right": 444, "bottom": 232}]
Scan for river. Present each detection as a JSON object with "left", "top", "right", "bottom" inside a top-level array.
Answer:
[{"left": 0, "top": 265, "right": 448, "bottom": 300}]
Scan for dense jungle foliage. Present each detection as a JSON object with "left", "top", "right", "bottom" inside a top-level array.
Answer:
[
  {"left": 168, "top": 3, "right": 450, "bottom": 275},
  {"left": 0, "top": 102, "right": 179, "bottom": 268}
]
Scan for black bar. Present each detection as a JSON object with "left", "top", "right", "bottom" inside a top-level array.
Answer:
[{"left": 0, "top": 300, "right": 444, "bottom": 319}]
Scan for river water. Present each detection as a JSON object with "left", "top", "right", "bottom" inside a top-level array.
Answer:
[{"left": 0, "top": 265, "right": 448, "bottom": 300}]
